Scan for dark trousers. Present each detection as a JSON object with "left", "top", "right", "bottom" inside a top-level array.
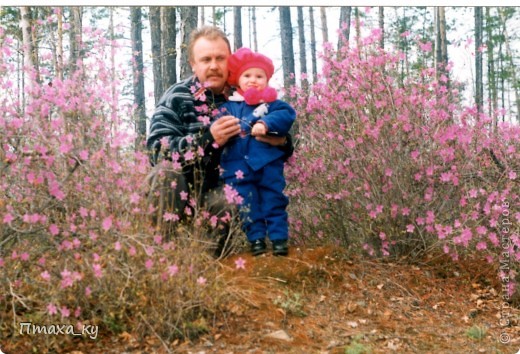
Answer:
[{"left": 146, "top": 163, "right": 236, "bottom": 256}]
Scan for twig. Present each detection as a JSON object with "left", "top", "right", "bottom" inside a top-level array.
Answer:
[
  {"left": 266, "top": 276, "right": 287, "bottom": 283},
  {"left": 138, "top": 312, "right": 173, "bottom": 354}
]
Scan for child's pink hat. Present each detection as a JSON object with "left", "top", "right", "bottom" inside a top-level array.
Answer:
[{"left": 227, "top": 48, "right": 275, "bottom": 86}]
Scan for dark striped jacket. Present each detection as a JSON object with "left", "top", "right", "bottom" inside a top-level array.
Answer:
[{"left": 146, "top": 76, "right": 227, "bottom": 192}]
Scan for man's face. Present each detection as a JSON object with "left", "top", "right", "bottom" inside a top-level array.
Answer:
[{"left": 190, "top": 37, "right": 230, "bottom": 93}]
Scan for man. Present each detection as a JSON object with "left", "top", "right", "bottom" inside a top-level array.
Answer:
[{"left": 146, "top": 26, "right": 293, "bottom": 256}]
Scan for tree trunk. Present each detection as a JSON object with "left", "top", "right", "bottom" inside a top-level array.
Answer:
[
  {"left": 131, "top": 7, "right": 147, "bottom": 149},
  {"left": 354, "top": 7, "right": 361, "bottom": 48},
  {"left": 475, "top": 6, "right": 484, "bottom": 114},
  {"left": 498, "top": 8, "right": 520, "bottom": 123},
  {"left": 297, "top": 6, "right": 307, "bottom": 90},
  {"left": 179, "top": 7, "right": 198, "bottom": 80},
  {"left": 109, "top": 9, "right": 116, "bottom": 106},
  {"left": 149, "top": 6, "right": 163, "bottom": 104},
  {"left": 20, "top": 7, "right": 36, "bottom": 73},
  {"left": 57, "top": 8, "right": 64, "bottom": 81},
  {"left": 309, "top": 7, "right": 318, "bottom": 84},
  {"left": 434, "top": 7, "right": 448, "bottom": 80},
  {"left": 379, "top": 6, "right": 385, "bottom": 49},
  {"left": 338, "top": 6, "right": 351, "bottom": 50},
  {"left": 68, "top": 7, "right": 83, "bottom": 74},
  {"left": 161, "top": 7, "right": 177, "bottom": 91},
  {"left": 234, "top": 6, "right": 242, "bottom": 51},
  {"left": 485, "top": 7, "right": 497, "bottom": 121},
  {"left": 252, "top": 7, "right": 258, "bottom": 52},
  {"left": 320, "top": 7, "right": 328, "bottom": 43},
  {"left": 279, "top": 6, "right": 295, "bottom": 91},
  {"left": 200, "top": 6, "right": 205, "bottom": 25}
]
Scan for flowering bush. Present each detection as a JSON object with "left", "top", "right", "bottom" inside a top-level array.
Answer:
[
  {"left": 286, "top": 32, "right": 519, "bottom": 299},
  {"left": 0, "top": 21, "right": 242, "bottom": 350}
]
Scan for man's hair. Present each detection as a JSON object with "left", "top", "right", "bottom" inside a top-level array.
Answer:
[{"left": 188, "top": 26, "right": 231, "bottom": 63}]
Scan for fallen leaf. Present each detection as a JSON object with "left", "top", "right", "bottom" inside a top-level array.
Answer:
[{"left": 346, "top": 321, "right": 358, "bottom": 328}]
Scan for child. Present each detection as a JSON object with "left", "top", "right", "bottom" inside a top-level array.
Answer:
[{"left": 217, "top": 47, "right": 296, "bottom": 256}]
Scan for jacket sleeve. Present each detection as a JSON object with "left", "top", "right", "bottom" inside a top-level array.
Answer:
[
  {"left": 147, "top": 79, "right": 216, "bottom": 165},
  {"left": 258, "top": 100, "right": 296, "bottom": 137}
]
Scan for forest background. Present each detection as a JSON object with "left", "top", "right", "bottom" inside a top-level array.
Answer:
[{"left": 0, "top": 5, "right": 519, "bottom": 353}]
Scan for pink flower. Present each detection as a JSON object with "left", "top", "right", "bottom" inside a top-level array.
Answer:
[
  {"left": 145, "top": 259, "right": 154, "bottom": 270},
  {"left": 49, "top": 224, "right": 60, "bottom": 236},
  {"left": 476, "top": 242, "right": 487, "bottom": 250},
  {"left": 406, "top": 224, "right": 415, "bottom": 233},
  {"left": 79, "top": 150, "right": 89, "bottom": 160},
  {"left": 92, "top": 263, "right": 103, "bottom": 278},
  {"left": 197, "top": 276, "right": 207, "bottom": 285},
  {"left": 235, "top": 257, "right": 246, "bottom": 270},
  {"left": 235, "top": 170, "right": 245, "bottom": 179},
  {"left": 163, "top": 212, "right": 179, "bottom": 222},
  {"left": 60, "top": 306, "right": 70, "bottom": 318},
  {"left": 130, "top": 193, "right": 140, "bottom": 204},
  {"left": 40, "top": 271, "right": 51, "bottom": 281},
  {"left": 184, "top": 150, "right": 194, "bottom": 161},
  {"left": 47, "top": 303, "right": 58, "bottom": 315},
  {"left": 102, "top": 216, "right": 112, "bottom": 231},
  {"left": 168, "top": 264, "right": 179, "bottom": 277},
  {"left": 3, "top": 213, "right": 14, "bottom": 224}
]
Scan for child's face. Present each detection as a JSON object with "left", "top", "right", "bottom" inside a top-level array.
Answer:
[{"left": 238, "top": 68, "right": 268, "bottom": 92}]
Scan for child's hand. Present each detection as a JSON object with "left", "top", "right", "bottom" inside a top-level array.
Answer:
[{"left": 251, "top": 122, "right": 267, "bottom": 136}]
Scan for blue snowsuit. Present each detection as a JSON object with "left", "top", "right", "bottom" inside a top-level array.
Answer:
[{"left": 219, "top": 99, "right": 296, "bottom": 243}]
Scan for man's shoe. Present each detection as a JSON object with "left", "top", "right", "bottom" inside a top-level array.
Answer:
[
  {"left": 250, "top": 239, "right": 267, "bottom": 256},
  {"left": 272, "top": 240, "right": 288, "bottom": 256}
]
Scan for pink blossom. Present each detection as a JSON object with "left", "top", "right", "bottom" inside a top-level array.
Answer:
[
  {"left": 476, "top": 242, "right": 487, "bottom": 250},
  {"left": 168, "top": 264, "right": 179, "bottom": 277},
  {"left": 40, "top": 271, "right": 51, "bottom": 281},
  {"left": 163, "top": 212, "right": 179, "bottom": 222},
  {"left": 130, "top": 192, "right": 140, "bottom": 204},
  {"left": 235, "top": 170, "right": 245, "bottom": 179},
  {"left": 235, "top": 257, "right": 246, "bottom": 270},
  {"left": 49, "top": 224, "right": 60, "bottom": 236},
  {"left": 145, "top": 259, "right": 153, "bottom": 269},
  {"left": 102, "top": 216, "right": 112, "bottom": 231},
  {"left": 3, "top": 213, "right": 14, "bottom": 224},
  {"left": 197, "top": 276, "right": 207, "bottom": 285},
  {"left": 184, "top": 150, "right": 194, "bottom": 161},
  {"left": 92, "top": 263, "right": 103, "bottom": 278},
  {"left": 47, "top": 303, "right": 58, "bottom": 315},
  {"left": 60, "top": 306, "right": 70, "bottom": 318},
  {"left": 406, "top": 224, "right": 415, "bottom": 233}
]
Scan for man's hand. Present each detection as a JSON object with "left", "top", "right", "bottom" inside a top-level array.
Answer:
[
  {"left": 254, "top": 134, "right": 287, "bottom": 146},
  {"left": 210, "top": 115, "right": 241, "bottom": 146}
]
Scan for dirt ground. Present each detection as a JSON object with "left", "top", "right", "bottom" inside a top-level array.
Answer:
[{"left": 3, "top": 246, "right": 519, "bottom": 353}]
